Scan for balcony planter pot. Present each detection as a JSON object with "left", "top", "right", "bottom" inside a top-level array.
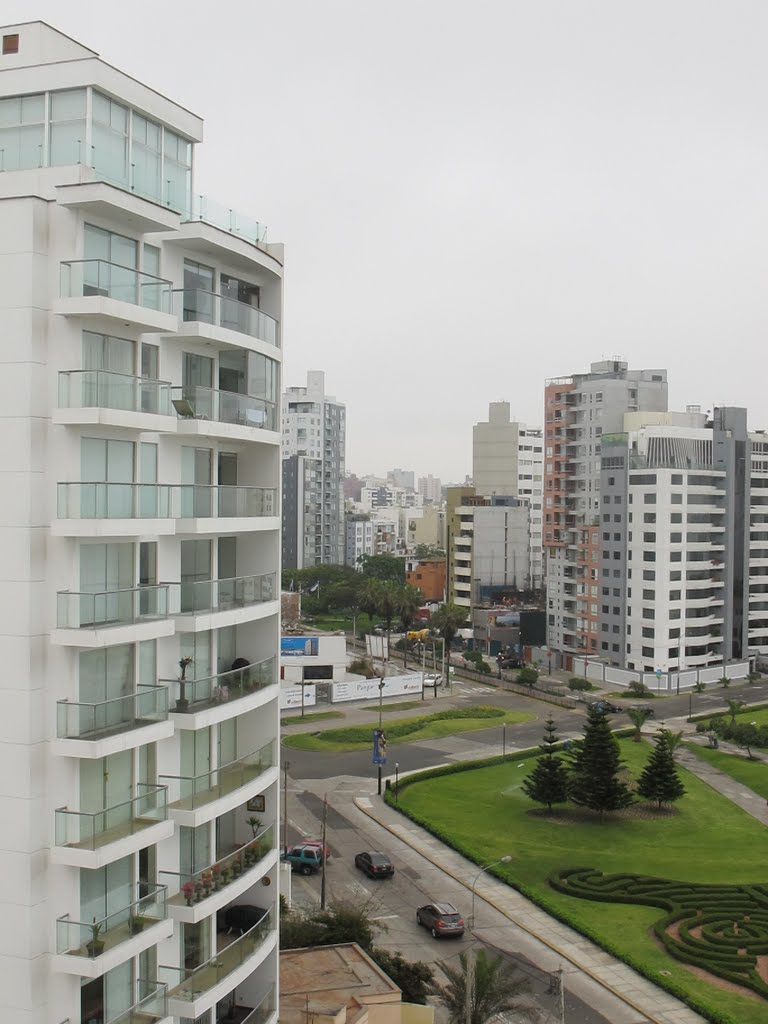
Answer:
[
  {"left": 87, "top": 919, "right": 104, "bottom": 957},
  {"left": 129, "top": 915, "right": 146, "bottom": 935},
  {"left": 176, "top": 656, "right": 193, "bottom": 711}
]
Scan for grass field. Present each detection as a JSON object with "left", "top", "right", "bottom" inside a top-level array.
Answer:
[
  {"left": 282, "top": 705, "right": 534, "bottom": 752},
  {"left": 684, "top": 741, "right": 768, "bottom": 799},
  {"left": 394, "top": 740, "right": 768, "bottom": 1024},
  {"left": 280, "top": 710, "right": 344, "bottom": 725}
]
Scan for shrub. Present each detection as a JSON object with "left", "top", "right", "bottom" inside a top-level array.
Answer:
[
  {"left": 719, "top": 676, "right": 731, "bottom": 689},
  {"left": 628, "top": 680, "right": 651, "bottom": 698},
  {"left": 518, "top": 666, "right": 539, "bottom": 688},
  {"left": 568, "top": 677, "right": 593, "bottom": 692}
]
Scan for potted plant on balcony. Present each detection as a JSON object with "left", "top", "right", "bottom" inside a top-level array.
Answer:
[
  {"left": 182, "top": 881, "right": 196, "bottom": 907},
  {"left": 212, "top": 864, "right": 222, "bottom": 891},
  {"left": 201, "top": 870, "right": 213, "bottom": 896},
  {"left": 176, "top": 656, "right": 193, "bottom": 711},
  {"left": 232, "top": 859, "right": 243, "bottom": 878},
  {"left": 87, "top": 918, "right": 105, "bottom": 957},
  {"left": 220, "top": 864, "right": 232, "bottom": 885},
  {"left": 129, "top": 913, "right": 148, "bottom": 935}
]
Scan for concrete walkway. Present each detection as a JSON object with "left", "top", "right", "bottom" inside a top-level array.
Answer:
[{"left": 354, "top": 794, "right": 707, "bottom": 1024}]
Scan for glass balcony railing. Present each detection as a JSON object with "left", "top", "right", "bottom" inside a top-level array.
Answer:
[
  {"left": 56, "top": 883, "right": 167, "bottom": 958},
  {"left": 57, "top": 483, "right": 277, "bottom": 520},
  {"left": 161, "top": 825, "right": 275, "bottom": 905},
  {"left": 162, "top": 908, "right": 274, "bottom": 1002},
  {"left": 159, "top": 740, "right": 275, "bottom": 811},
  {"left": 60, "top": 259, "right": 173, "bottom": 312},
  {"left": 56, "top": 585, "right": 169, "bottom": 629},
  {"left": 55, "top": 784, "right": 168, "bottom": 851},
  {"left": 58, "top": 370, "right": 174, "bottom": 416},
  {"left": 56, "top": 685, "right": 169, "bottom": 740},
  {"left": 161, "top": 656, "right": 276, "bottom": 713},
  {"left": 175, "top": 287, "right": 279, "bottom": 347},
  {"left": 178, "top": 573, "right": 276, "bottom": 615},
  {"left": 103, "top": 984, "right": 168, "bottom": 1024},
  {"left": 184, "top": 193, "right": 268, "bottom": 247},
  {"left": 236, "top": 985, "right": 277, "bottom": 1024},
  {"left": 172, "top": 384, "right": 277, "bottom": 430}
]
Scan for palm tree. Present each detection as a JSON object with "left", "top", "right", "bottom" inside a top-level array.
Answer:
[
  {"left": 359, "top": 578, "right": 382, "bottom": 631},
  {"left": 398, "top": 584, "right": 422, "bottom": 668},
  {"left": 627, "top": 707, "right": 653, "bottom": 742},
  {"left": 433, "top": 949, "right": 537, "bottom": 1024},
  {"left": 663, "top": 728, "right": 685, "bottom": 760},
  {"left": 376, "top": 580, "right": 401, "bottom": 657},
  {"left": 726, "top": 699, "right": 745, "bottom": 724},
  {"left": 430, "top": 603, "right": 468, "bottom": 682}
]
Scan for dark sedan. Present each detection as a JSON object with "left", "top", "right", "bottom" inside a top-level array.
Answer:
[{"left": 354, "top": 851, "right": 395, "bottom": 879}]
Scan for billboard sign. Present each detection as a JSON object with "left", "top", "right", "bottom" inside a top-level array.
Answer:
[
  {"left": 281, "top": 637, "right": 319, "bottom": 657},
  {"left": 372, "top": 729, "right": 387, "bottom": 765}
]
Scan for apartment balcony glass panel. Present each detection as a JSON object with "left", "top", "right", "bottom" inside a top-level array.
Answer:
[
  {"left": 162, "top": 908, "right": 274, "bottom": 1002},
  {"left": 159, "top": 740, "right": 275, "bottom": 811},
  {"left": 60, "top": 260, "right": 173, "bottom": 312},
  {"left": 179, "top": 573, "right": 276, "bottom": 616},
  {"left": 57, "top": 483, "right": 277, "bottom": 520},
  {"left": 228, "top": 984, "right": 276, "bottom": 1024},
  {"left": 56, "top": 883, "right": 167, "bottom": 958},
  {"left": 57, "top": 586, "right": 169, "bottom": 629},
  {"left": 55, "top": 784, "right": 168, "bottom": 851},
  {"left": 57, "top": 685, "right": 168, "bottom": 740},
  {"left": 58, "top": 370, "right": 173, "bottom": 416},
  {"left": 164, "top": 656, "right": 276, "bottom": 713},
  {"left": 162, "top": 825, "right": 275, "bottom": 907},
  {"left": 184, "top": 194, "right": 268, "bottom": 247},
  {"left": 176, "top": 288, "right": 278, "bottom": 347},
  {"left": 101, "top": 984, "right": 168, "bottom": 1024},
  {"left": 173, "top": 385, "right": 277, "bottom": 430}
]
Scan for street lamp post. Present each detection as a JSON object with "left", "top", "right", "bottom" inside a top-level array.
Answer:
[
  {"left": 395, "top": 762, "right": 400, "bottom": 802},
  {"left": 502, "top": 723, "right": 506, "bottom": 760},
  {"left": 470, "top": 855, "right": 512, "bottom": 929},
  {"left": 377, "top": 678, "right": 385, "bottom": 796},
  {"left": 282, "top": 759, "right": 291, "bottom": 855},
  {"left": 688, "top": 691, "right": 693, "bottom": 722}
]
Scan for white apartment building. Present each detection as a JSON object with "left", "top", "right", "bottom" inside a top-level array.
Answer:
[
  {"left": 344, "top": 512, "right": 374, "bottom": 569},
  {"left": 544, "top": 361, "right": 668, "bottom": 666},
  {"left": 472, "top": 402, "right": 544, "bottom": 588},
  {"left": 600, "top": 407, "right": 768, "bottom": 671},
  {"left": 282, "top": 371, "right": 345, "bottom": 568},
  {"left": 0, "top": 22, "right": 281, "bottom": 1024},
  {"left": 449, "top": 496, "right": 530, "bottom": 608},
  {"left": 417, "top": 474, "right": 442, "bottom": 505}
]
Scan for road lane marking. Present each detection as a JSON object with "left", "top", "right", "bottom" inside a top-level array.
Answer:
[{"left": 371, "top": 914, "right": 399, "bottom": 921}]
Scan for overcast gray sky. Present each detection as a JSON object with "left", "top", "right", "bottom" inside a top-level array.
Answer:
[{"left": 8, "top": 1, "right": 768, "bottom": 480}]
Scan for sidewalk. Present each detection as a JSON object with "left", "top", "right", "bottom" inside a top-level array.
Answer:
[{"left": 354, "top": 792, "right": 706, "bottom": 1024}]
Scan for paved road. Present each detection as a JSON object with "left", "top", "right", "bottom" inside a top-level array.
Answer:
[{"left": 283, "top": 778, "right": 632, "bottom": 1024}]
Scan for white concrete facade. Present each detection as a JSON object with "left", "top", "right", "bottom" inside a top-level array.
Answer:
[
  {"left": 449, "top": 498, "right": 530, "bottom": 608},
  {"left": 281, "top": 371, "right": 345, "bottom": 567},
  {"left": 0, "top": 22, "right": 280, "bottom": 1024}
]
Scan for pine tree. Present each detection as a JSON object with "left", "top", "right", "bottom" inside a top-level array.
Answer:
[
  {"left": 637, "top": 730, "right": 686, "bottom": 808},
  {"left": 568, "top": 705, "right": 633, "bottom": 819},
  {"left": 522, "top": 718, "right": 569, "bottom": 812}
]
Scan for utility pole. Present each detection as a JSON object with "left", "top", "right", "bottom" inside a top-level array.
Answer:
[
  {"left": 320, "top": 794, "right": 328, "bottom": 909},
  {"left": 282, "top": 759, "right": 290, "bottom": 854},
  {"left": 558, "top": 965, "right": 565, "bottom": 1023}
]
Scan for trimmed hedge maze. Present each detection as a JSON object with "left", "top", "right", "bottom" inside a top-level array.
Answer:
[{"left": 551, "top": 868, "right": 768, "bottom": 998}]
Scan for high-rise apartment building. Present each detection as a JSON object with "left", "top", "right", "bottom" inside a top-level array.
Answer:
[
  {"left": 388, "top": 468, "right": 415, "bottom": 490},
  {"left": 544, "top": 361, "right": 668, "bottom": 666},
  {"left": 447, "top": 491, "right": 530, "bottom": 607},
  {"left": 472, "top": 402, "right": 544, "bottom": 588},
  {"left": 417, "top": 474, "right": 442, "bottom": 505},
  {"left": 0, "top": 22, "right": 281, "bottom": 1024},
  {"left": 282, "top": 371, "right": 345, "bottom": 567},
  {"left": 600, "top": 407, "right": 768, "bottom": 671},
  {"left": 344, "top": 512, "right": 374, "bottom": 569}
]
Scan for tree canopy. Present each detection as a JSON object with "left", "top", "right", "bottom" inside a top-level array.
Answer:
[{"left": 568, "top": 706, "right": 633, "bottom": 819}]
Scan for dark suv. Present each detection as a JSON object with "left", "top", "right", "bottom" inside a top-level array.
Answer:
[{"left": 416, "top": 902, "right": 465, "bottom": 938}]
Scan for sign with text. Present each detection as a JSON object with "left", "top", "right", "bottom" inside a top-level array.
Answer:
[{"left": 373, "top": 729, "right": 387, "bottom": 765}]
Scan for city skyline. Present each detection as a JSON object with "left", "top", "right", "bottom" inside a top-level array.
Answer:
[{"left": 4, "top": 0, "right": 768, "bottom": 480}]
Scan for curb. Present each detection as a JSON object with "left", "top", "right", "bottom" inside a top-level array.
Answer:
[{"left": 354, "top": 795, "right": 701, "bottom": 1024}]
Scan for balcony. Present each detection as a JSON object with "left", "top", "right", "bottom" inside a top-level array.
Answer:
[
  {"left": 175, "top": 573, "right": 278, "bottom": 632},
  {"left": 174, "top": 287, "right": 279, "bottom": 349},
  {"left": 55, "top": 260, "right": 177, "bottom": 333},
  {"left": 172, "top": 384, "right": 278, "bottom": 441},
  {"left": 97, "top": 984, "right": 170, "bottom": 1024},
  {"left": 56, "top": 174, "right": 182, "bottom": 232},
  {"left": 162, "top": 825, "right": 276, "bottom": 924},
  {"left": 55, "top": 483, "right": 279, "bottom": 537},
  {"left": 163, "top": 908, "right": 276, "bottom": 1019},
  {"left": 53, "top": 585, "right": 174, "bottom": 647},
  {"left": 160, "top": 740, "right": 276, "bottom": 826},
  {"left": 55, "top": 884, "right": 171, "bottom": 977},
  {"left": 54, "top": 685, "right": 172, "bottom": 758},
  {"left": 55, "top": 370, "right": 174, "bottom": 431},
  {"left": 227, "top": 984, "right": 277, "bottom": 1024},
  {"left": 165, "top": 656, "right": 277, "bottom": 728},
  {"left": 52, "top": 784, "right": 172, "bottom": 869}
]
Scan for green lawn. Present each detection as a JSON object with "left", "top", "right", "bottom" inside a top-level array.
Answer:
[
  {"left": 282, "top": 705, "right": 534, "bottom": 752},
  {"left": 684, "top": 742, "right": 768, "bottom": 799},
  {"left": 280, "top": 710, "right": 345, "bottom": 725},
  {"left": 394, "top": 740, "right": 768, "bottom": 1024},
  {"left": 734, "top": 707, "right": 768, "bottom": 728},
  {"left": 304, "top": 612, "right": 376, "bottom": 634}
]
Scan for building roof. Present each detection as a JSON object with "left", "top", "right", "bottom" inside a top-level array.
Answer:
[{"left": 280, "top": 944, "right": 402, "bottom": 1024}]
